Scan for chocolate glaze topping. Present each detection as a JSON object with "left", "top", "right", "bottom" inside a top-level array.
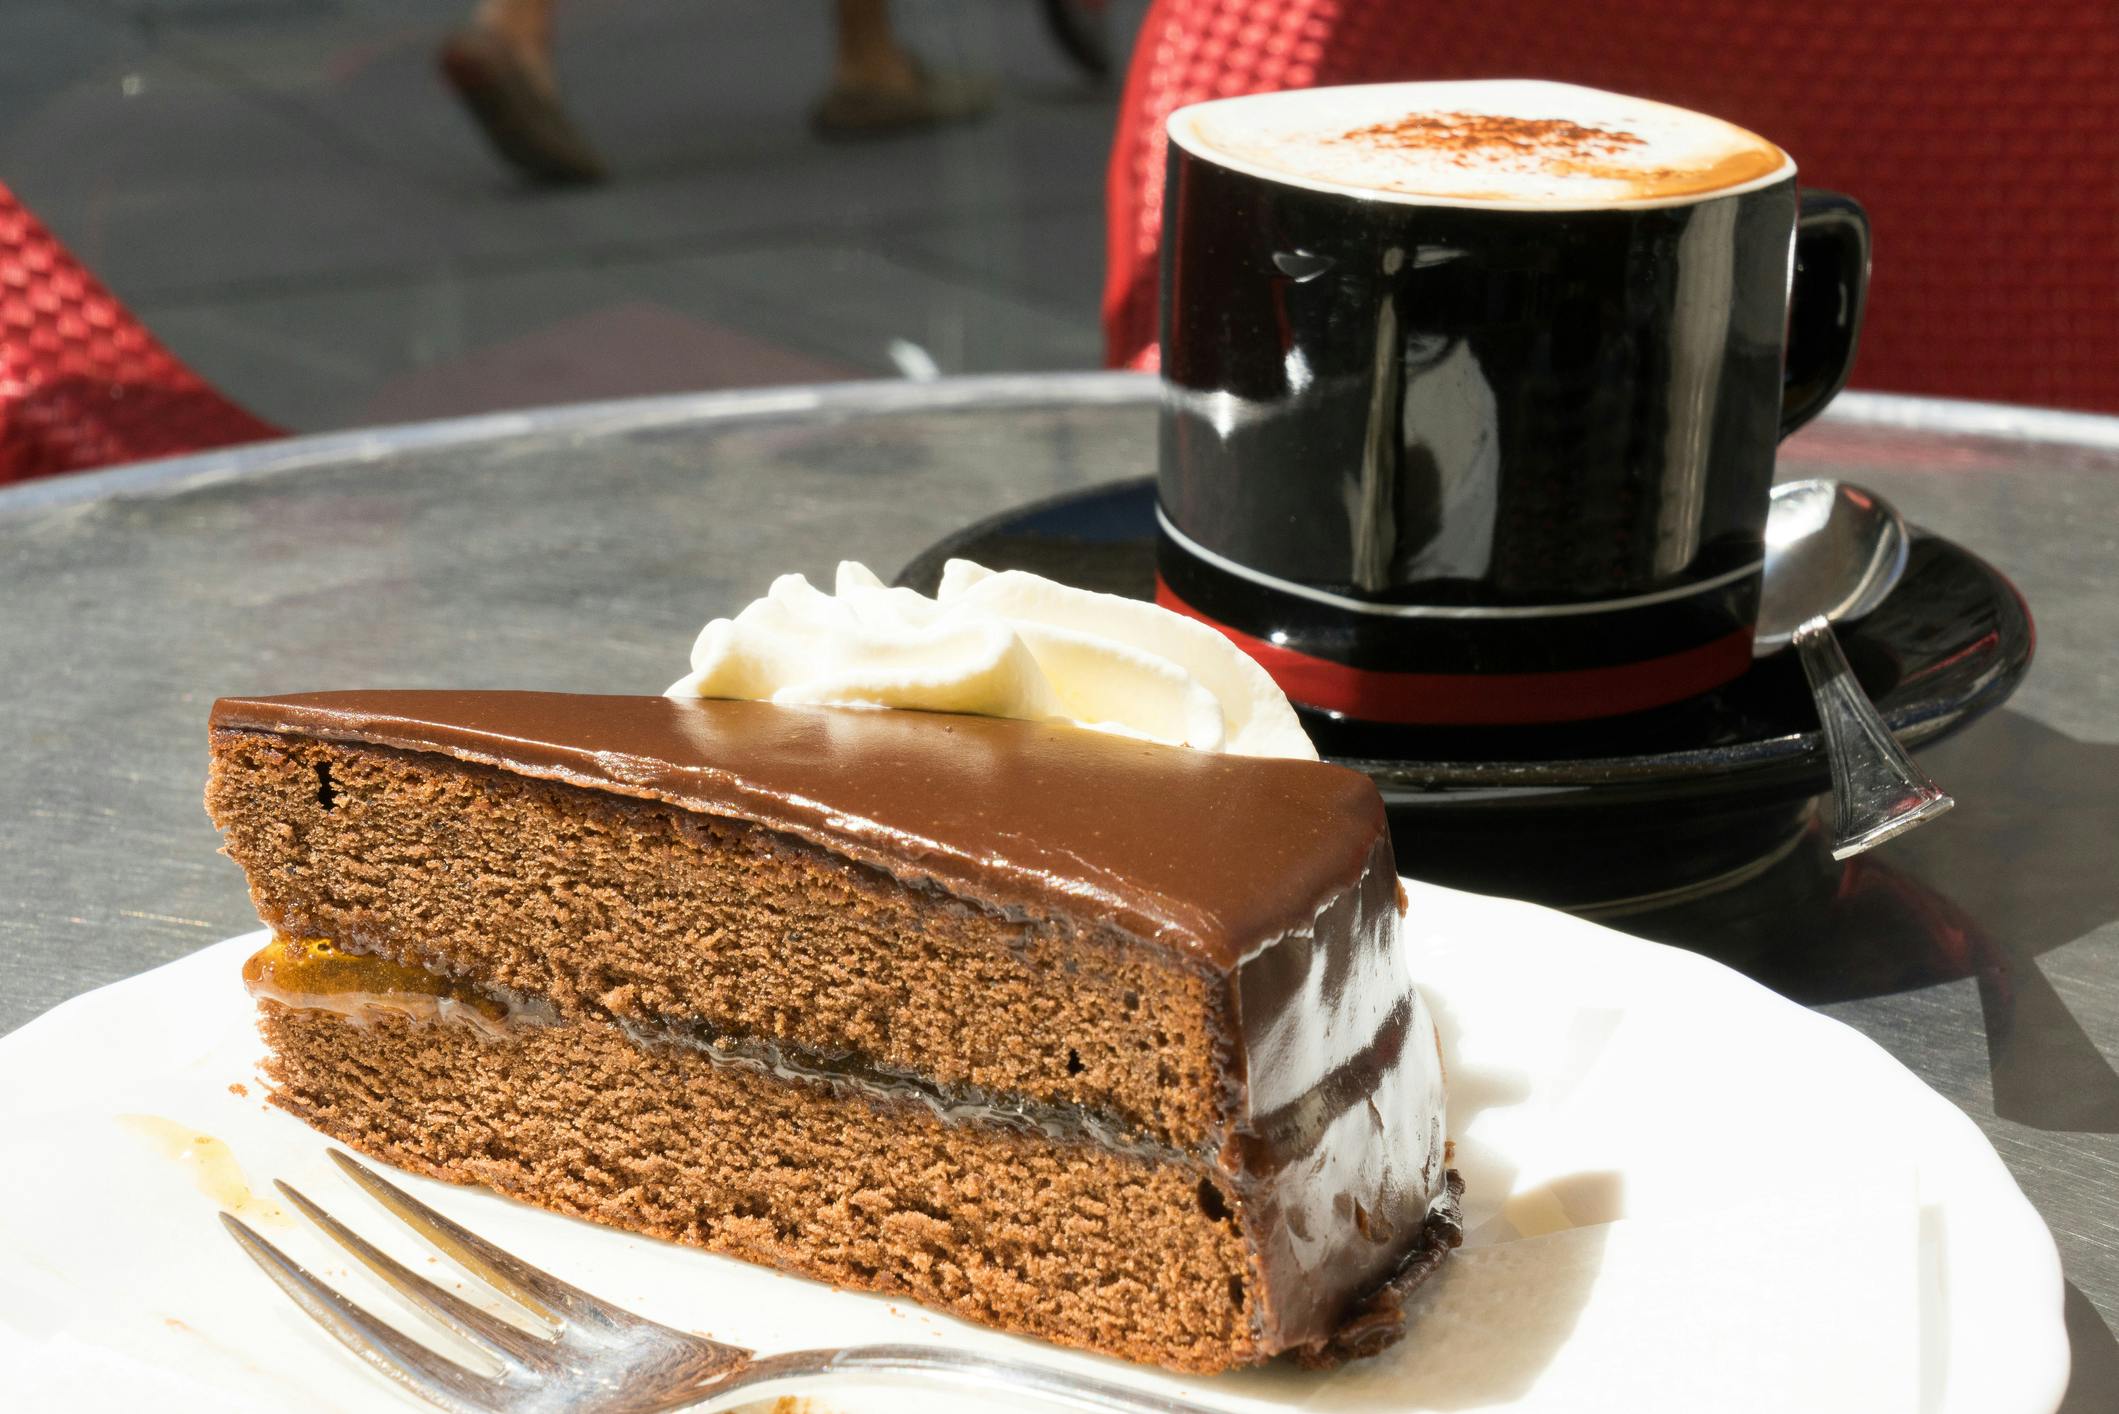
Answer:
[
  {"left": 212, "top": 690, "right": 1455, "bottom": 1360},
  {"left": 210, "top": 692, "right": 1383, "bottom": 967}
]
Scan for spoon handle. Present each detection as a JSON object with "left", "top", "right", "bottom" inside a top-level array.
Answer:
[{"left": 1793, "top": 615, "right": 1955, "bottom": 859}]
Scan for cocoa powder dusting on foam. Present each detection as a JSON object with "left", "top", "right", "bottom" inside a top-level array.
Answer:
[
  {"left": 1318, "top": 108, "right": 1784, "bottom": 199},
  {"left": 1336, "top": 111, "right": 1646, "bottom": 167}
]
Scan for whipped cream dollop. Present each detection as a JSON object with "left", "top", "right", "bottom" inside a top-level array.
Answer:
[{"left": 666, "top": 560, "right": 1317, "bottom": 759}]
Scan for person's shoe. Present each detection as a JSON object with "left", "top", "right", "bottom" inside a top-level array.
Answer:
[
  {"left": 809, "top": 65, "right": 995, "bottom": 140},
  {"left": 438, "top": 26, "right": 608, "bottom": 185}
]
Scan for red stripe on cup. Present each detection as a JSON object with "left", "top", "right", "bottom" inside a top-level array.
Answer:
[{"left": 1156, "top": 577, "right": 1755, "bottom": 726}]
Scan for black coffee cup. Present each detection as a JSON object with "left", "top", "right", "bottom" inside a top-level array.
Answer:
[{"left": 1155, "top": 81, "right": 1868, "bottom": 727}]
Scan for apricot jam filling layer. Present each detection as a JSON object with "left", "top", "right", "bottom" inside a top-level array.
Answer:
[{"left": 243, "top": 935, "right": 525, "bottom": 1035}]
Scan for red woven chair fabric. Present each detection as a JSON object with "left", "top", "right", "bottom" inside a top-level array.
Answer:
[
  {"left": 1, "top": 182, "right": 279, "bottom": 485},
  {"left": 1104, "top": 0, "right": 2119, "bottom": 411}
]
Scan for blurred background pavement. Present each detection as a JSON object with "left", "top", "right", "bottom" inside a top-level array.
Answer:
[{"left": 2, "top": 0, "right": 1147, "bottom": 429}]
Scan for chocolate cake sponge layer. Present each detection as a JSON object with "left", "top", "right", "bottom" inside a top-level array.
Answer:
[
  {"left": 259, "top": 1003, "right": 1260, "bottom": 1372},
  {"left": 210, "top": 729, "right": 1229, "bottom": 1151}
]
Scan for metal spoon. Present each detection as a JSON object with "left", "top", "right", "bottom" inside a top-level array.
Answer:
[{"left": 1757, "top": 477, "right": 1952, "bottom": 858}]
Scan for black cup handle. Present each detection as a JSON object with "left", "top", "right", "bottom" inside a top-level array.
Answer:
[{"left": 1780, "top": 189, "right": 1870, "bottom": 438}]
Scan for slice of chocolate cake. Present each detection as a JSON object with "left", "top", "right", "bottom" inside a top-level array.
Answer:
[{"left": 206, "top": 690, "right": 1459, "bottom": 1373}]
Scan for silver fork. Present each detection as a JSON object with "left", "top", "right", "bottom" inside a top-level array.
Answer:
[{"left": 222, "top": 1148, "right": 1217, "bottom": 1414}]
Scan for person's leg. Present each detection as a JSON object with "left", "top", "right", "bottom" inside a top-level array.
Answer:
[
  {"left": 832, "top": 0, "right": 923, "bottom": 98},
  {"left": 468, "top": 0, "right": 560, "bottom": 92},
  {"left": 812, "top": 0, "right": 993, "bottom": 138},
  {"left": 440, "top": 0, "right": 608, "bottom": 184},
  {"left": 1034, "top": 0, "right": 1111, "bottom": 81}
]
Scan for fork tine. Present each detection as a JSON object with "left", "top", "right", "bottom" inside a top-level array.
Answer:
[
  {"left": 220, "top": 1212, "right": 507, "bottom": 1414},
  {"left": 327, "top": 1149, "right": 617, "bottom": 1331},
  {"left": 276, "top": 1179, "right": 566, "bottom": 1371}
]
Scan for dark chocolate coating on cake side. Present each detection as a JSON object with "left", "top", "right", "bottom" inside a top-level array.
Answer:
[{"left": 210, "top": 691, "right": 1454, "bottom": 1360}]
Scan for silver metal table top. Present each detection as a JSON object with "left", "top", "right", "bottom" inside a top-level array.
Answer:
[{"left": 3, "top": 373, "right": 2113, "bottom": 1405}]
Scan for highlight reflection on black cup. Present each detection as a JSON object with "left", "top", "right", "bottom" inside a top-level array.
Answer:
[{"left": 1155, "top": 80, "right": 1869, "bottom": 728}]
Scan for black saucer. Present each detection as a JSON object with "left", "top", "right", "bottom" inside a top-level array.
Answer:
[{"left": 897, "top": 478, "right": 2035, "bottom": 912}]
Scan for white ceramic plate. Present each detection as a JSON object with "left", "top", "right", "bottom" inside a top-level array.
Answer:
[{"left": 0, "top": 883, "right": 2067, "bottom": 1413}]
